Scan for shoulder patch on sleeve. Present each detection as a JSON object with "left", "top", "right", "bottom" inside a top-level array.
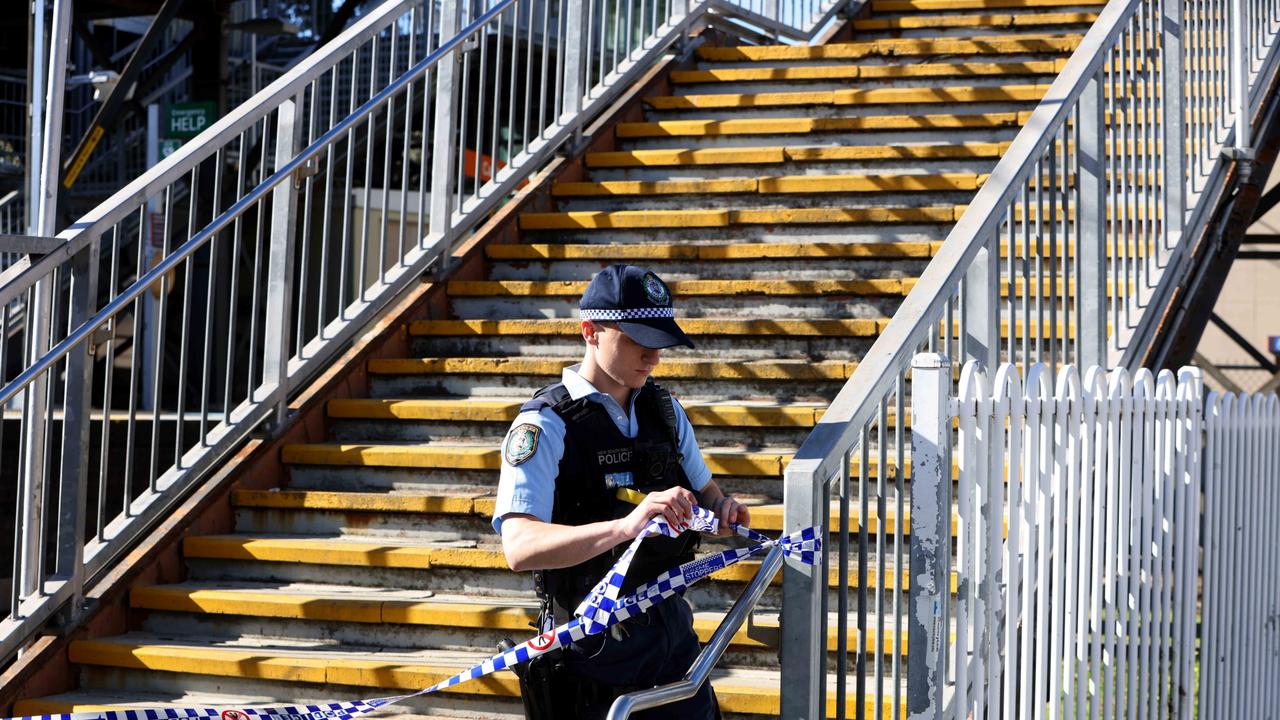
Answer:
[{"left": 504, "top": 423, "right": 541, "bottom": 466}]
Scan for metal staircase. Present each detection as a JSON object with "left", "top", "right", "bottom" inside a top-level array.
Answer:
[{"left": 0, "top": 0, "right": 1277, "bottom": 718}]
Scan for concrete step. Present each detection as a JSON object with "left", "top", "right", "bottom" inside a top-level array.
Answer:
[
  {"left": 63, "top": 634, "right": 906, "bottom": 718},
  {"left": 227, "top": 489, "right": 994, "bottom": 546},
  {"left": 671, "top": 60, "right": 1065, "bottom": 89},
  {"left": 179, "top": 535, "right": 930, "bottom": 596},
  {"left": 445, "top": 277, "right": 909, "bottom": 321},
  {"left": 871, "top": 0, "right": 1104, "bottom": 11},
  {"left": 849, "top": 11, "right": 1100, "bottom": 39},
  {"left": 128, "top": 583, "right": 908, "bottom": 661},
  {"left": 584, "top": 142, "right": 1011, "bottom": 177},
  {"left": 613, "top": 111, "right": 1033, "bottom": 150},
  {"left": 484, "top": 241, "right": 938, "bottom": 281},
  {"left": 640, "top": 84, "right": 1049, "bottom": 122},
  {"left": 406, "top": 318, "right": 888, "bottom": 360},
  {"left": 518, "top": 205, "right": 962, "bottom": 230},
  {"left": 323, "top": 396, "right": 828, "bottom": 446},
  {"left": 693, "top": 33, "right": 1081, "bottom": 65},
  {"left": 365, "top": 356, "right": 856, "bottom": 401}
]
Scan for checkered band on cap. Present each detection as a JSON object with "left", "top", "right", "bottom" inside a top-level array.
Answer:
[{"left": 580, "top": 307, "right": 675, "bottom": 321}]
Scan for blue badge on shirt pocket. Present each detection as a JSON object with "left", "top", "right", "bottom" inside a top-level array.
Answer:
[{"left": 603, "top": 471, "right": 633, "bottom": 490}]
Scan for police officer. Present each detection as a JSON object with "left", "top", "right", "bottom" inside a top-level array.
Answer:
[{"left": 492, "top": 265, "right": 749, "bottom": 720}]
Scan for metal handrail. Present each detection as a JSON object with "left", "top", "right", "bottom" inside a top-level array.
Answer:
[
  {"left": 0, "top": 0, "right": 513, "bottom": 406},
  {"left": 605, "top": 545, "right": 786, "bottom": 720},
  {"left": 779, "top": 0, "right": 1280, "bottom": 714},
  {"left": 0, "top": 0, "right": 851, "bottom": 673}
]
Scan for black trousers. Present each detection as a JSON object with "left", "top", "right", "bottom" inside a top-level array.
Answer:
[{"left": 561, "top": 596, "right": 720, "bottom": 720}]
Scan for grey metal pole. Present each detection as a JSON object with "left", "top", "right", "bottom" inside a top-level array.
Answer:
[
  {"left": 1161, "top": 0, "right": 1186, "bottom": 247},
  {"left": 18, "top": 0, "right": 71, "bottom": 607},
  {"left": 428, "top": 0, "right": 460, "bottom": 243},
  {"left": 261, "top": 96, "right": 301, "bottom": 427},
  {"left": 780, "top": 459, "right": 827, "bottom": 720},
  {"left": 1077, "top": 72, "right": 1107, "bottom": 369},
  {"left": 26, "top": 0, "right": 47, "bottom": 238},
  {"left": 907, "top": 352, "right": 951, "bottom": 720}
]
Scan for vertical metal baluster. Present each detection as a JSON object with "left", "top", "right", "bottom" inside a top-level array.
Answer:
[
  {"left": 1020, "top": 187, "right": 1030, "bottom": 372},
  {"left": 341, "top": 54, "right": 359, "bottom": 311},
  {"left": 857, "top": 432, "right": 869, "bottom": 720},
  {"left": 875, "top": 401, "right": 887, "bottom": 706},
  {"left": 456, "top": 24, "right": 473, "bottom": 212},
  {"left": 148, "top": 185, "right": 174, "bottom": 493},
  {"left": 893, "top": 375, "right": 905, "bottom": 713},
  {"left": 125, "top": 207, "right": 146, "bottom": 517},
  {"left": 248, "top": 119, "right": 271, "bottom": 391},
  {"left": 506, "top": 3, "right": 518, "bottom": 166},
  {"left": 1006, "top": 202, "right": 1015, "bottom": 367},
  {"left": 538, "top": 0, "right": 551, "bottom": 138},
  {"left": 473, "top": 20, "right": 486, "bottom": 193},
  {"left": 415, "top": 7, "right": 433, "bottom": 249},
  {"left": 489, "top": 9, "right": 504, "bottom": 193},
  {"left": 96, "top": 227, "right": 120, "bottom": 540},
  {"left": 1046, "top": 149, "right": 1058, "bottom": 371},
  {"left": 174, "top": 168, "right": 199, "bottom": 468},
  {"left": 361, "top": 41, "right": 378, "bottom": 297},
  {"left": 199, "top": 150, "right": 223, "bottom": 443},
  {"left": 837, "top": 449, "right": 850, "bottom": 720},
  {"left": 1034, "top": 165, "right": 1045, "bottom": 367},
  {"left": 397, "top": 14, "right": 416, "bottom": 266},
  {"left": 523, "top": 0, "right": 537, "bottom": 146},
  {"left": 378, "top": 28, "right": 397, "bottom": 281},
  {"left": 296, "top": 80, "right": 318, "bottom": 348},
  {"left": 225, "top": 131, "right": 249, "bottom": 418},
  {"left": 319, "top": 67, "right": 338, "bottom": 334}
]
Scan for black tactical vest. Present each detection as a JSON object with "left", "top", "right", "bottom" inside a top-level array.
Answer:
[{"left": 522, "top": 379, "right": 700, "bottom": 615}]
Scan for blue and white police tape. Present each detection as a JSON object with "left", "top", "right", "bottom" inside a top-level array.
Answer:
[{"left": 12, "top": 508, "right": 821, "bottom": 720}]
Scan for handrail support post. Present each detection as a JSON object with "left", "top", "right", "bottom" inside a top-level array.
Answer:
[
  {"left": 907, "top": 352, "right": 952, "bottom": 720},
  {"left": 1078, "top": 71, "right": 1107, "bottom": 368},
  {"left": 262, "top": 96, "right": 301, "bottom": 427},
  {"left": 428, "top": 0, "right": 461, "bottom": 249},
  {"left": 780, "top": 461, "right": 828, "bottom": 720},
  {"left": 1161, "top": 0, "right": 1186, "bottom": 246},
  {"left": 55, "top": 239, "right": 101, "bottom": 621}
]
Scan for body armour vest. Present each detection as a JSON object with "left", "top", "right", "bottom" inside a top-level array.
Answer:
[{"left": 521, "top": 379, "right": 700, "bottom": 615}]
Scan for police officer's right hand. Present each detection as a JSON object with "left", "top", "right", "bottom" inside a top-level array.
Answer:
[{"left": 617, "top": 486, "right": 698, "bottom": 538}]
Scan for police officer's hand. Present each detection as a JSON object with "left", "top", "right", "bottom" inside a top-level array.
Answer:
[
  {"left": 712, "top": 495, "right": 750, "bottom": 536},
  {"left": 617, "top": 486, "right": 698, "bottom": 537}
]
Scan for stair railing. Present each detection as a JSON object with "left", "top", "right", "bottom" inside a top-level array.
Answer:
[
  {"left": 0, "top": 0, "right": 851, "bottom": 670},
  {"left": 777, "top": 0, "right": 1280, "bottom": 717}
]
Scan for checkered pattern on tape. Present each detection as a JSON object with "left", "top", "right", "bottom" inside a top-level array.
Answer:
[{"left": 580, "top": 308, "right": 676, "bottom": 321}]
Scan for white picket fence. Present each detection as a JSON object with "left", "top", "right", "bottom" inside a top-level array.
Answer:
[{"left": 908, "top": 355, "right": 1280, "bottom": 719}]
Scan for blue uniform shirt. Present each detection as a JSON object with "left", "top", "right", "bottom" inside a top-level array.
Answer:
[{"left": 492, "top": 366, "right": 711, "bottom": 534}]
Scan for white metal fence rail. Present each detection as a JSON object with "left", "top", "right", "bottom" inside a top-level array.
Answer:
[
  {"left": 780, "top": 0, "right": 1280, "bottom": 714},
  {"left": 910, "top": 357, "right": 1203, "bottom": 720},
  {"left": 1199, "top": 391, "right": 1280, "bottom": 718},
  {"left": 0, "top": 0, "right": 851, "bottom": 676}
]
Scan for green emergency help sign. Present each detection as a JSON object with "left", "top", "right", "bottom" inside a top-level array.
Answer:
[{"left": 166, "top": 102, "right": 216, "bottom": 139}]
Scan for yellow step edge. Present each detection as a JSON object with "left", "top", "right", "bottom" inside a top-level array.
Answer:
[
  {"left": 407, "top": 318, "right": 890, "bottom": 337},
  {"left": 231, "top": 490, "right": 995, "bottom": 538},
  {"left": 670, "top": 60, "right": 1062, "bottom": 84},
  {"left": 487, "top": 241, "right": 939, "bottom": 260},
  {"left": 853, "top": 11, "right": 1098, "bottom": 30},
  {"left": 128, "top": 586, "right": 906, "bottom": 654},
  {"left": 551, "top": 173, "right": 979, "bottom": 197},
  {"left": 874, "top": 0, "right": 1105, "bottom": 11},
  {"left": 694, "top": 34, "right": 1082, "bottom": 61},
  {"left": 282, "top": 444, "right": 792, "bottom": 476},
  {"left": 644, "top": 84, "right": 1047, "bottom": 110},
  {"left": 586, "top": 147, "right": 786, "bottom": 167},
  {"left": 519, "top": 206, "right": 961, "bottom": 229},
  {"left": 365, "top": 356, "right": 857, "bottom": 381},
  {"left": 615, "top": 111, "right": 1035, "bottom": 137},
  {"left": 180, "top": 537, "right": 937, "bottom": 590},
  {"left": 446, "top": 279, "right": 907, "bottom": 297},
  {"left": 585, "top": 142, "right": 1011, "bottom": 168},
  {"left": 325, "top": 398, "right": 830, "bottom": 426},
  {"left": 63, "top": 641, "right": 906, "bottom": 717}
]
